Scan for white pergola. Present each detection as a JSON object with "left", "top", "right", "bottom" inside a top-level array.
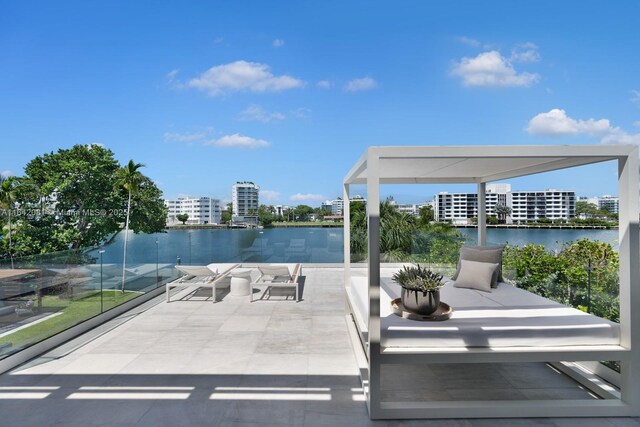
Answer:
[{"left": 343, "top": 145, "right": 640, "bottom": 419}]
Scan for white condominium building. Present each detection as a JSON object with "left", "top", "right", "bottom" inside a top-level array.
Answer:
[
  {"left": 322, "top": 196, "right": 366, "bottom": 216},
  {"left": 165, "top": 197, "right": 221, "bottom": 225},
  {"left": 232, "top": 181, "right": 259, "bottom": 224},
  {"left": 435, "top": 183, "right": 510, "bottom": 223},
  {"left": 598, "top": 195, "right": 619, "bottom": 214},
  {"left": 510, "top": 190, "right": 575, "bottom": 222}
]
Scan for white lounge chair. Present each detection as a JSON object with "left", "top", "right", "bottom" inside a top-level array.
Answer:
[
  {"left": 250, "top": 264, "right": 302, "bottom": 302},
  {"left": 241, "top": 238, "right": 272, "bottom": 261},
  {"left": 284, "top": 239, "right": 309, "bottom": 260},
  {"left": 167, "top": 263, "right": 239, "bottom": 303}
]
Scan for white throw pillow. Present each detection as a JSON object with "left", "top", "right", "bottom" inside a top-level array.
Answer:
[{"left": 453, "top": 259, "right": 499, "bottom": 292}]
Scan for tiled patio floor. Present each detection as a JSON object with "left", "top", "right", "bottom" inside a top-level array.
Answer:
[{"left": 0, "top": 267, "right": 638, "bottom": 426}]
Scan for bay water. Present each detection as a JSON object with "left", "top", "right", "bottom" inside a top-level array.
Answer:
[{"left": 93, "top": 227, "right": 619, "bottom": 265}]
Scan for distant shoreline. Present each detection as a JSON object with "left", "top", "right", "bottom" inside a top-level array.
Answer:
[
  {"left": 454, "top": 224, "right": 616, "bottom": 230},
  {"left": 165, "top": 222, "right": 344, "bottom": 230}
]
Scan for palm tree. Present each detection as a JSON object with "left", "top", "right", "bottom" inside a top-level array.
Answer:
[
  {"left": 0, "top": 176, "right": 17, "bottom": 269},
  {"left": 494, "top": 203, "right": 512, "bottom": 224},
  {"left": 115, "top": 160, "right": 145, "bottom": 292}
]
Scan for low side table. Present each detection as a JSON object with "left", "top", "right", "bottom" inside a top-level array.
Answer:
[{"left": 229, "top": 268, "right": 252, "bottom": 296}]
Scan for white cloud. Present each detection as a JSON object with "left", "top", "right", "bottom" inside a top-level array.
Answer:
[
  {"left": 290, "top": 107, "right": 311, "bottom": 118},
  {"left": 526, "top": 108, "right": 640, "bottom": 145},
  {"left": 290, "top": 193, "right": 326, "bottom": 202},
  {"left": 187, "top": 61, "right": 304, "bottom": 96},
  {"left": 631, "top": 89, "right": 640, "bottom": 105},
  {"left": 239, "top": 105, "right": 285, "bottom": 122},
  {"left": 601, "top": 129, "right": 640, "bottom": 145},
  {"left": 206, "top": 133, "right": 269, "bottom": 149},
  {"left": 526, "top": 109, "right": 611, "bottom": 137},
  {"left": 510, "top": 43, "right": 540, "bottom": 63},
  {"left": 1, "top": 170, "right": 12, "bottom": 178},
  {"left": 163, "top": 131, "right": 208, "bottom": 143},
  {"left": 451, "top": 50, "right": 539, "bottom": 88},
  {"left": 344, "top": 77, "right": 378, "bottom": 92},
  {"left": 261, "top": 190, "right": 281, "bottom": 201},
  {"left": 166, "top": 69, "right": 181, "bottom": 88},
  {"left": 272, "top": 39, "right": 285, "bottom": 48},
  {"left": 317, "top": 80, "right": 333, "bottom": 89},
  {"left": 457, "top": 36, "right": 481, "bottom": 47}
]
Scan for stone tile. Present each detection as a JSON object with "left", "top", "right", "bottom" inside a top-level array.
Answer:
[
  {"left": 219, "top": 315, "right": 271, "bottom": 332},
  {"left": 136, "top": 399, "right": 230, "bottom": 427},
  {"left": 201, "top": 331, "right": 263, "bottom": 354},
  {"left": 244, "top": 354, "right": 309, "bottom": 375},
  {"left": 118, "top": 353, "right": 197, "bottom": 374},
  {"left": 186, "top": 351, "right": 252, "bottom": 375},
  {"left": 222, "top": 400, "right": 306, "bottom": 426},
  {"left": 256, "top": 330, "right": 311, "bottom": 354},
  {"left": 308, "top": 353, "right": 358, "bottom": 376}
]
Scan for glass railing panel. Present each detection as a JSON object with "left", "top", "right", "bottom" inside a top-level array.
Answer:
[{"left": 0, "top": 241, "right": 179, "bottom": 361}]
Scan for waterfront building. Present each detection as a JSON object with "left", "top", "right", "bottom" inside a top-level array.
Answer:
[
  {"left": 274, "top": 205, "right": 292, "bottom": 217},
  {"left": 434, "top": 184, "right": 575, "bottom": 224},
  {"left": 435, "top": 183, "right": 510, "bottom": 224},
  {"left": 232, "top": 181, "right": 259, "bottom": 225},
  {"left": 510, "top": 189, "right": 575, "bottom": 222},
  {"left": 598, "top": 195, "right": 619, "bottom": 214},
  {"left": 164, "top": 196, "right": 221, "bottom": 225},
  {"left": 323, "top": 196, "right": 366, "bottom": 216}
]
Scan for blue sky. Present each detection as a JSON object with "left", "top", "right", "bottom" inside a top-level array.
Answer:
[{"left": 1, "top": 1, "right": 639, "bottom": 205}]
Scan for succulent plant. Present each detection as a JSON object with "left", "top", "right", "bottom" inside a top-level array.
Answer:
[{"left": 392, "top": 264, "right": 444, "bottom": 292}]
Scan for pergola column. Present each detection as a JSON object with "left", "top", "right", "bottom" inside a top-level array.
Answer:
[
  {"left": 617, "top": 149, "right": 640, "bottom": 411},
  {"left": 477, "top": 182, "right": 487, "bottom": 245}
]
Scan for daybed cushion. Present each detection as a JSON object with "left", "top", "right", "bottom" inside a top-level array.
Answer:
[
  {"left": 348, "top": 274, "right": 620, "bottom": 348},
  {"left": 453, "top": 260, "right": 498, "bottom": 292},
  {"left": 452, "top": 245, "right": 505, "bottom": 287}
]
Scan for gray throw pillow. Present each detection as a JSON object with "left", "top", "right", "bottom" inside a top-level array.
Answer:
[
  {"left": 453, "top": 260, "right": 498, "bottom": 292},
  {"left": 451, "top": 245, "right": 505, "bottom": 287}
]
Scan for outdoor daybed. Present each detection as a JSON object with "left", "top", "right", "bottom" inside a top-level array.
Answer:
[
  {"left": 348, "top": 276, "right": 620, "bottom": 349},
  {"left": 343, "top": 145, "right": 640, "bottom": 419}
]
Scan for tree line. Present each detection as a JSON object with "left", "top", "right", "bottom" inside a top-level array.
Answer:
[{"left": 0, "top": 145, "right": 166, "bottom": 262}]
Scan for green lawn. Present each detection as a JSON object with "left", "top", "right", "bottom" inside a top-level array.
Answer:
[{"left": 0, "top": 290, "right": 140, "bottom": 351}]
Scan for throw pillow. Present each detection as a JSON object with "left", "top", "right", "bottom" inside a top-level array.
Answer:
[
  {"left": 451, "top": 245, "right": 505, "bottom": 286},
  {"left": 453, "top": 260, "right": 499, "bottom": 292}
]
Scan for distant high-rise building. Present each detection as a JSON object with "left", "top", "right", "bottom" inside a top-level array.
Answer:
[
  {"left": 232, "top": 181, "right": 259, "bottom": 225},
  {"left": 435, "top": 184, "right": 510, "bottom": 223},
  {"left": 164, "top": 196, "right": 221, "bottom": 225},
  {"left": 509, "top": 190, "right": 575, "bottom": 222},
  {"left": 434, "top": 184, "right": 574, "bottom": 224},
  {"left": 597, "top": 195, "right": 619, "bottom": 214}
]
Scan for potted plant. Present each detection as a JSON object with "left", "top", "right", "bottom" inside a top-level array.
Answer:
[{"left": 392, "top": 264, "right": 444, "bottom": 315}]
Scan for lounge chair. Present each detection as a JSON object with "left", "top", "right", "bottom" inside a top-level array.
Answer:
[
  {"left": 241, "top": 238, "right": 272, "bottom": 261},
  {"left": 250, "top": 264, "right": 302, "bottom": 302},
  {"left": 167, "top": 263, "right": 239, "bottom": 303},
  {"left": 284, "top": 239, "right": 309, "bottom": 260}
]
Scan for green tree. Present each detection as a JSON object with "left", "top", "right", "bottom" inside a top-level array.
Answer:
[
  {"left": 0, "top": 176, "right": 18, "bottom": 268},
  {"left": 576, "top": 201, "right": 601, "bottom": 218},
  {"left": 293, "top": 205, "right": 314, "bottom": 221},
  {"left": 494, "top": 203, "right": 512, "bottom": 224},
  {"left": 23, "top": 145, "right": 123, "bottom": 251},
  {"left": 176, "top": 213, "right": 189, "bottom": 225},
  {"left": 7, "top": 145, "right": 166, "bottom": 257},
  {"left": 221, "top": 203, "right": 232, "bottom": 225},
  {"left": 315, "top": 207, "right": 332, "bottom": 219},
  {"left": 417, "top": 205, "right": 434, "bottom": 227},
  {"left": 257, "top": 205, "right": 275, "bottom": 226}
]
